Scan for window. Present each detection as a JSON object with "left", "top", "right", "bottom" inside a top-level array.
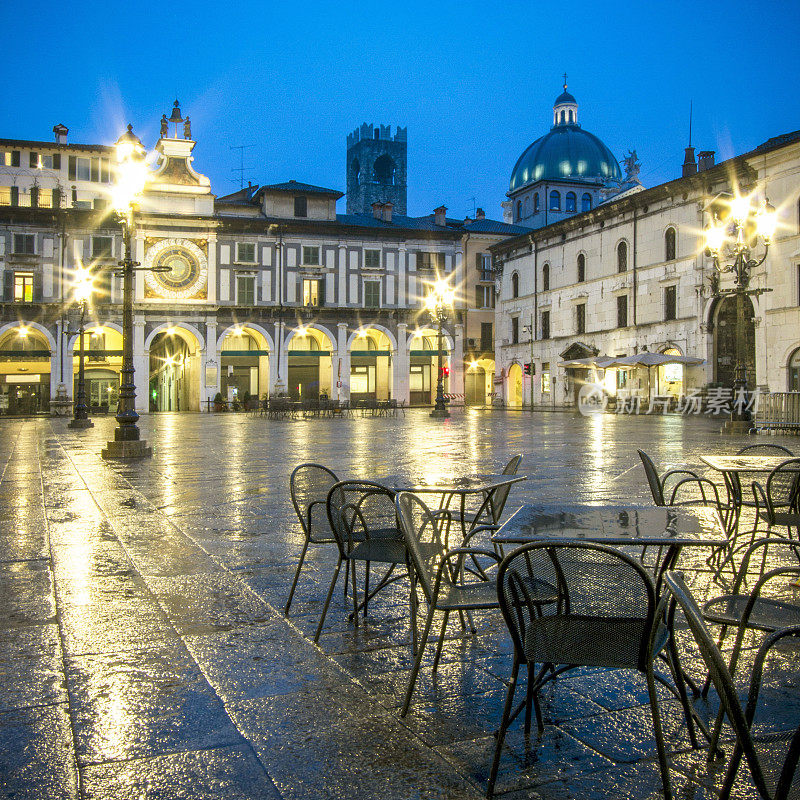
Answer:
[
  {"left": 480, "top": 322, "right": 493, "bottom": 351},
  {"left": 236, "top": 242, "right": 256, "bottom": 263},
  {"left": 88, "top": 332, "right": 105, "bottom": 361},
  {"left": 577, "top": 253, "right": 585, "bottom": 283},
  {"left": 790, "top": 348, "right": 800, "bottom": 392},
  {"left": 617, "top": 240, "right": 628, "bottom": 272},
  {"left": 541, "top": 362, "right": 551, "bottom": 393},
  {"left": 534, "top": 193, "right": 540, "bottom": 213},
  {"left": 511, "top": 272, "right": 519, "bottom": 298},
  {"left": 1, "top": 150, "right": 20, "bottom": 167},
  {"left": 294, "top": 195, "right": 307, "bottom": 217},
  {"left": 475, "top": 285, "right": 494, "bottom": 308},
  {"left": 511, "top": 316, "right": 519, "bottom": 344},
  {"left": 92, "top": 236, "right": 113, "bottom": 259},
  {"left": 14, "top": 272, "right": 34, "bottom": 302},
  {"left": 549, "top": 190, "right": 561, "bottom": 211},
  {"left": 73, "top": 157, "right": 91, "bottom": 181},
  {"left": 665, "top": 227, "right": 676, "bottom": 261},
  {"left": 476, "top": 253, "right": 493, "bottom": 281},
  {"left": 664, "top": 285, "right": 677, "bottom": 321},
  {"left": 236, "top": 275, "right": 256, "bottom": 305},
  {"left": 364, "top": 249, "right": 381, "bottom": 270},
  {"left": 542, "top": 263, "right": 549, "bottom": 291},
  {"left": 576, "top": 303, "right": 586, "bottom": 334},
  {"left": 516, "top": 200, "right": 522, "bottom": 220},
  {"left": 565, "top": 192, "right": 577, "bottom": 212},
  {"left": 581, "top": 193, "right": 592, "bottom": 213},
  {"left": 303, "top": 278, "right": 324, "bottom": 307},
  {"left": 541, "top": 310, "right": 550, "bottom": 340},
  {"left": 13, "top": 234, "right": 34, "bottom": 255},
  {"left": 417, "top": 251, "right": 445, "bottom": 271},
  {"left": 617, "top": 295, "right": 628, "bottom": 328},
  {"left": 363, "top": 279, "right": 380, "bottom": 308},
  {"left": 301, "top": 246, "right": 320, "bottom": 266}
]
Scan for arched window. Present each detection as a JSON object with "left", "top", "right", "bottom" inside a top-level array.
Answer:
[
  {"left": 568, "top": 110, "right": 574, "bottom": 123},
  {"left": 565, "top": 192, "right": 577, "bottom": 212},
  {"left": 350, "top": 158, "right": 360, "bottom": 183},
  {"left": 581, "top": 193, "right": 592, "bottom": 212},
  {"left": 549, "top": 190, "right": 561, "bottom": 211},
  {"left": 534, "top": 193, "right": 539, "bottom": 213},
  {"left": 373, "top": 154, "right": 395, "bottom": 184},
  {"left": 511, "top": 272, "right": 519, "bottom": 298},
  {"left": 617, "top": 240, "right": 628, "bottom": 273},
  {"left": 789, "top": 347, "right": 800, "bottom": 391},
  {"left": 560, "top": 110, "right": 565, "bottom": 123},
  {"left": 516, "top": 200, "right": 522, "bottom": 220},
  {"left": 542, "top": 263, "right": 550, "bottom": 291},
  {"left": 577, "top": 253, "right": 585, "bottom": 283},
  {"left": 665, "top": 227, "right": 676, "bottom": 261}
]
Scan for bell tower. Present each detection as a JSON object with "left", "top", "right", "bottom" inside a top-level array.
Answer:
[{"left": 346, "top": 123, "right": 407, "bottom": 215}]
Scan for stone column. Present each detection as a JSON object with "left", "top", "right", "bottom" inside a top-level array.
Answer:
[
  {"left": 394, "top": 322, "right": 410, "bottom": 404},
  {"left": 203, "top": 319, "right": 219, "bottom": 409},
  {"left": 337, "top": 322, "right": 350, "bottom": 403},
  {"left": 452, "top": 322, "right": 464, "bottom": 403},
  {"left": 133, "top": 317, "right": 148, "bottom": 413}
]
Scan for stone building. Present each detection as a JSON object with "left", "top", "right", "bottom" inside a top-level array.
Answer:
[
  {"left": 493, "top": 125, "right": 800, "bottom": 409},
  {"left": 0, "top": 105, "right": 523, "bottom": 414},
  {"left": 346, "top": 123, "right": 407, "bottom": 215}
]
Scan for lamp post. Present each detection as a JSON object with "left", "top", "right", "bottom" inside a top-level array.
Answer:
[
  {"left": 67, "top": 267, "right": 94, "bottom": 429},
  {"left": 705, "top": 192, "right": 777, "bottom": 434},
  {"left": 425, "top": 278, "right": 455, "bottom": 418},
  {"left": 102, "top": 124, "right": 154, "bottom": 459}
]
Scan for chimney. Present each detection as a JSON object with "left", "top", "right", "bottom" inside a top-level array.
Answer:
[
  {"left": 434, "top": 205, "right": 447, "bottom": 226},
  {"left": 476, "top": 207, "right": 485, "bottom": 220},
  {"left": 372, "top": 202, "right": 383, "bottom": 220},
  {"left": 53, "top": 124, "right": 68, "bottom": 144},
  {"left": 697, "top": 150, "right": 715, "bottom": 171},
  {"left": 381, "top": 202, "right": 393, "bottom": 223}
]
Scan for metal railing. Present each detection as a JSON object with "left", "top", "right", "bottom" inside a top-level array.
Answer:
[{"left": 754, "top": 392, "right": 800, "bottom": 433}]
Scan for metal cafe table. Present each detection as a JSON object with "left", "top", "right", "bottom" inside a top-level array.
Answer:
[
  {"left": 378, "top": 474, "right": 526, "bottom": 540},
  {"left": 492, "top": 503, "right": 726, "bottom": 588}
]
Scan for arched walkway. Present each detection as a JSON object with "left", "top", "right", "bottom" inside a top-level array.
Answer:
[
  {"left": 219, "top": 326, "right": 270, "bottom": 409},
  {"left": 286, "top": 326, "right": 334, "bottom": 400},
  {"left": 69, "top": 325, "right": 123, "bottom": 413},
  {"left": 408, "top": 328, "right": 450, "bottom": 405},
  {"left": 0, "top": 325, "right": 52, "bottom": 414},
  {"left": 507, "top": 363, "right": 523, "bottom": 407},
  {"left": 348, "top": 328, "right": 393, "bottom": 401},
  {"left": 148, "top": 326, "right": 203, "bottom": 412}
]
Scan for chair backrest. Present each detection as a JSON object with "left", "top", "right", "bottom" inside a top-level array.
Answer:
[
  {"left": 734, "top": 445, "right": 795, "bottom": 503},
  {"left": 326, "top": 481, "right": 399, "bottom": 557},
  {"left": 485, "top": 454, "right": 523, "bottom": 524},
  {"left": 663, "top": 571, "right": 800, "bottom": 799},
  {"left": 765, "top": 458, "right": 800, "bottom": 516},
  {"left": 637, "top": 449, "right": 665, "bottom": 506},
  {"left": 289, "top": 463, "right": 339, "bottom": 543},
  {"left": 395, "top": 491, "right": 450, "bottom": 604},
  {"left": 497, "top": 541, "right": 656, "bottom": 671}
]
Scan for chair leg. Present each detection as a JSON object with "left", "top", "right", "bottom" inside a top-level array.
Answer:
[
  {"left": 363, "top": 561, "right": 370, "bottom": 617},
  {"left": 645, "top": 661, "right": 674, "bottom": 800},
  {"left": 284, "top": 539, "right": 310, "bottom": 615},
  {"left": 351, "top": 558, "right": 359, "bottom": 628},
  {"left": 432, "top": 610, "right": 450, "bottom": 673},
  {"left": 487, "top": 657, "right": 520, "bottom": 799},
  {"left": 401, "top": 603, "right": 437, "bottom": 717},
  {"left": 314, "top": 557, "right": 342, "bottom": 642}
]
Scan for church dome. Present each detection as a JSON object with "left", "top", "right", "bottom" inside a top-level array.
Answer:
[{"left": 509, "top": 85, "right": 622, "bottom": 193}]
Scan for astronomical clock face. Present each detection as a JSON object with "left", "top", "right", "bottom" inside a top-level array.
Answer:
[{"left": 143, "top": 238, "right": 208, "bottom": 299}]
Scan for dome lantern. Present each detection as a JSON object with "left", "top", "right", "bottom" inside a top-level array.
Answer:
[{"left": 553, "top": 75, "right": 578, "bottom": 127}]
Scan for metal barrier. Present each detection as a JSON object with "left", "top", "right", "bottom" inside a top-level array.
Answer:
[{"left": 754, "top": 392, "right": 800, "bottom": 434}]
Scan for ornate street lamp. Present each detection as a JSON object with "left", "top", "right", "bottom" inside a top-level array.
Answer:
[
  {"left": 425, "top": 278, "right": 455, "bottom": 418},
  {"left": 102, "top": 124, "right": 158, "bottom": 459},
  {"left": 704, "top": 192, "right": 777, "bottom": 433},
  {"left": 67, "top": 267, "right": 95, "bottom": 429}
]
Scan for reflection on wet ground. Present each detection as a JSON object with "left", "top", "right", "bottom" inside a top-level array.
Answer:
[{"left": 0, "top": 410, "right": 797, "bottom": 799}]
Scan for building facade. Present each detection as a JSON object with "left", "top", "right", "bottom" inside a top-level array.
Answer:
[
  {"left": 0, "top": 107, "right": 524, "bottom": 414},
  {"left": 493, "top": 130, "right": 800, "bottom": 409}
]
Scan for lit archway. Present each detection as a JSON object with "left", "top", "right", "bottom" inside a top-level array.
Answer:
[
  {"left": 0, "top": 325, "right": 52, "bottom": 415},
  {"left": 408, "top": 327, "right": 450, "bottom": 405},
  {"left": 713, "top": 296, "right": 756, "bottom": 389},
  {"left": 287, "top": 325, "right": 334, "bottom": 400},
  {"left": 507, "top": 363, "right": 523, "bottom": 407},
  {"left": 657, "top": 345, "right": 684, "bottom": 400},
  {"left": 219, "top": 325, "right": 270, "bottom": 409},
  {"left": 348, "top": 328, "right": 394, "bottom": 401},
  {"left": 465, "top": 357, "right": 494, "bottom": 405},
  {"left": 148, "top": 326, "right": 202, "bottom": 412},
  {"left": 69, "top": 325, "right": 122, "bottom": 413}
]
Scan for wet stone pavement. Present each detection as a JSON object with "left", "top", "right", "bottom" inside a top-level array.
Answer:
[{"left": 0, "top": 409, "right": 797, "bottom": 799}]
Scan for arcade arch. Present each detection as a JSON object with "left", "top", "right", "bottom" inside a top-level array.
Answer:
[
  {"left": 148, "top": 327, "right": 202, "bottom": 412},
  {"left": 219, "top": 326, "right": 270, "bottom": 408},
  {"left": 348, "top": 328, "right": 393, "bottom": 401},
  {"left": 408, "top": 328, "right": 450, "bottom": 405},
  {"left": 0, "top": 324, "right": 52, "bottom": 414},
  {"left": 287, "top": 326, "right": 334, "bottom": 400},
  {"left": 507, "top": 362, "right": 523, "bottom": 407}
]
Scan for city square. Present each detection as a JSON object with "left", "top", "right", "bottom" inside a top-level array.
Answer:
[{"left": 1, "top": 409, "right": 798, "bottom": 799}]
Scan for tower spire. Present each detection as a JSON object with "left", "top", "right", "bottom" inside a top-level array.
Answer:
[{"left": 563, "top": 72, "right": 568, "bottom": 90}]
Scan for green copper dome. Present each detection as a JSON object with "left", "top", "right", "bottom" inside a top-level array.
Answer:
[{"left": 510, "top": 124, "right": 622, "bottom": 192}]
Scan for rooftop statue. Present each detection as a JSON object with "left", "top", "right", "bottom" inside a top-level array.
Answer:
[{"left": 623, "top": 149, "right": 641, "bottom": 184}]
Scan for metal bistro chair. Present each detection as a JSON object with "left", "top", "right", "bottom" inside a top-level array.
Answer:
[
  {"left": 488, "top": 541, "right": 701, "bottom": 800},
  {"left": 744, "top": 458, "right": 800, "bottom": 553},
  {"left": 395, "top": 491, "right": 505, "bottom": 717},
  {"left": 664, "top": 571, "right": 800, "bottom": 800},
  {"left": 285, "top": 463, "right": 341, "bottom": 617},
  {"left": 314, "top": 481, "right": 409, "bottom": 642}
]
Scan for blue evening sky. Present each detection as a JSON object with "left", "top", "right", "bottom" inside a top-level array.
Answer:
[{"left": 1, "top": 0, "right": 798, "bottom": 219}]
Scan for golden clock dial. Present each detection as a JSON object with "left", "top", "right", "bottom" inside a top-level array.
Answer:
[{"left": 155, "top": 247, "right": 200, "bottom": 290}]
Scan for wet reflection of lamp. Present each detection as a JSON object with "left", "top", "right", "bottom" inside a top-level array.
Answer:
[
  {"left": 68, "top": 267, "right": 94, "bottom": 429},
  {"left": 704, "top": 192, "right": 776, "bottom": 433},
  {"left": 425, "top": 278, "right": 455, "bottom": 418}
]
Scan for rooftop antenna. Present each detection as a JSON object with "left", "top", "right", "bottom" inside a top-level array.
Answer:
[
  {"left": 230, "top": 144, "right": 255, "bottom": 190},
  {"left": 467, "top": 196, "right": 477, "bottom": 217}
]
